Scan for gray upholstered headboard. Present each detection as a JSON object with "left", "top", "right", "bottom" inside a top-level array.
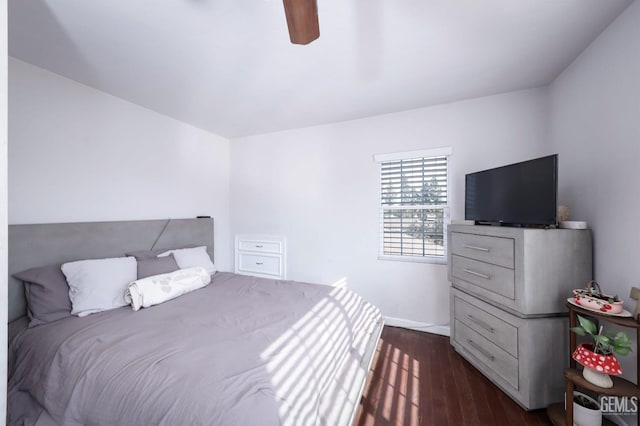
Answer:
[{"left": 8, "top": 218, "right": 214, "bottom": 322}]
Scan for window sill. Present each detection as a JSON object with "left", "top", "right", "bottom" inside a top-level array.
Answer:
[{"left": 377, "top": 255, "right": 448, "bottom": 265}]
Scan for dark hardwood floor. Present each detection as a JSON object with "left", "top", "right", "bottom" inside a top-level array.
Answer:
[{"left": 355, "top": 326, "right": 552, "bottom": 426}]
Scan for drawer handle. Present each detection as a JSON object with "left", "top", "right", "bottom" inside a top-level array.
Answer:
[
  {"left": 463, "top": 244, "right": 490, "bottom": 252},
  {"left": 255, "top": 245, "right": 263, "bottom": 248},
  {"left": 463, "top": 269, "right": 491, "bottom": 280},
  {"left": 467, "top": 339, "right": 495, "bottom": 362},
  {"left": 467, "top": 315, "right": 495, "bottom": 333},
  {"left": 256, "top": 262, "right": 264, "bottom": 265}
]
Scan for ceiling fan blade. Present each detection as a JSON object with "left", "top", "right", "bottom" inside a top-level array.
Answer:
[{"left": 282, "top": 0, "right": 319, "bottom": 45}]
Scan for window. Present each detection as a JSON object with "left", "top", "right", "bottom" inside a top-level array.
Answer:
[{"left": 374, "top": 147, "right": 451, "bottom": 263}]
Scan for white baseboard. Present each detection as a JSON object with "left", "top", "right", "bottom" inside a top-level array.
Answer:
[{"left": 383, "top": 316, "right": 450, "bottom": 336}]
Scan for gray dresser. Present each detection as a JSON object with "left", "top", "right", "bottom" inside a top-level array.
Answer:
[{"left": 448, "top": 224, "right": 592, "bottom": 410}]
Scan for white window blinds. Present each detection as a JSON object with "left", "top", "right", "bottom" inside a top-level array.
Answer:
[{"left": 375, "top": 148, "right": 451, "bottom": 262}]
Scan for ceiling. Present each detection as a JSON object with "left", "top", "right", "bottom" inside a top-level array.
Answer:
[{"left": 9, "top": 0, "right": 633, "bottom": 138}]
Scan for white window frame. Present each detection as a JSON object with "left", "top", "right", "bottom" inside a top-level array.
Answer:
[{"left": 374, "top": 147, "right": 452, "bottom": 264}]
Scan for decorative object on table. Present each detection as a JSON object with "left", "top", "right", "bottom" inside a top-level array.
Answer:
[
  {"left": 630, "top": 287, "right": 640, "bottom": 320},
  {"left": 572, "top": 343, "right": 622, "bottom": 388},
  {"left": 570, "top": 314, "right": 631, "bottom": 388},
  {"left": 570, "top": 392, "right": 602, "bottom": 426},
  {"left": 566, "top": 297, "right": 632, "bottom": 317},
  {"left": 573, "top": 280, "right": 624, "bottom": 314},
  {"left": 558, "top": 205, "right": 570, "bottom": 222}
]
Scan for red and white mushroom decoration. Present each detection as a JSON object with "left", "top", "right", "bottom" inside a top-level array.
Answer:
[{"left": 572, "top": 343, "right": 623, "bottom": 375}]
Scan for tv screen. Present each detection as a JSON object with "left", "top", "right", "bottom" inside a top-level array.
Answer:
[{"left": 465, "top": 154, "right": 558, "bottom": 226}]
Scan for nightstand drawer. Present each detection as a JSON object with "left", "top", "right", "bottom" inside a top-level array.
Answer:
[
  {"left": 451, "top": 255, "right": 515, "bottom": 299},
  {"left": 238, "top": 239, "right": 282, "bottom": 254},
  {"left": 450, "top": 232, "right": 514, "bottom": 269},
  {"left": 454, "top": 296, "right": 518, "bottom": 357},
  {"left": 237, "top": 253, "right": 282, "bottom": 277},
  {"left": 454, "top": 320, "right": 519, "bottom": 389}
]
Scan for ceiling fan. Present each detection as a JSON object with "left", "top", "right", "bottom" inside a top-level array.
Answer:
[{"left": 282, "top": 0, "right": 320, "bottom": 45}]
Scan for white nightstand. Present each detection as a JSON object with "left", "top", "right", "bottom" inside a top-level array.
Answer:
[{"left": 234, "top": 235, "right": 286, "bottom": 280}]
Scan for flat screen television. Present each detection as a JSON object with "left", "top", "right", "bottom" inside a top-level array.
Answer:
[{"left": 465, "top": 154, "right": 558, "bottom": 226}]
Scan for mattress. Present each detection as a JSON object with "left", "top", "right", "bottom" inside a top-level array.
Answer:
[{"left": 8, "top": 272, "right": 382, "bottom": 425}]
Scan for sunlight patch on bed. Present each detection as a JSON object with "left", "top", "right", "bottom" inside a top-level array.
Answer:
[
  {"left": 331, "top": 277, "right": 348, "bottom": 288},
  {"left": 260, "top": 286, "right": 376, "bottom": 425}
]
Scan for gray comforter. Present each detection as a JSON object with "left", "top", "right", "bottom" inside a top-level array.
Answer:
[{"left": 8, "top": 272, "right": 382, "bottom": 425}]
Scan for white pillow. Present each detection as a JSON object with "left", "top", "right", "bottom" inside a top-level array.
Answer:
[
  {"left": 62, "top": 257, "right": 137, "bottom": 317},
  {"left": 125, "top": 266, "right": 211, "bottom": 311},
  {"left": 158, "top": 246, "right": 215, "bottom": 275}
]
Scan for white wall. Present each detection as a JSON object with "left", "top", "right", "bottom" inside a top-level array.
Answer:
[
  {"left": 8, "top": 58, "right": 232, "bottom": 271},
  {"left": 1, "top": 2, "right": 9, "bottom": 420},
  {"left": 231, "top": 88, "right": 550, "bottom": 332},
  {"left": 549, "top": 1, "right": 640, "bottom": 383}
]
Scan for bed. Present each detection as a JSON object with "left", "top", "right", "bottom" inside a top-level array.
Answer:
[{"left": 7, "top": 218, "right": 383, "bottom": 425}]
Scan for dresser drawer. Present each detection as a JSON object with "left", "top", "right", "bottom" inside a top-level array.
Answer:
[
  {"left": 238, "top": 239, "right": 282, "bottom": 254},
  {"left": 450, "top": 232, "right": 515, "bottom": 269},
  {"left": 237, "top": 253, "right": 282, "bottom": 277},
  {"left": 454, "top": 320, "right": 519, "bottom": 389},
  {"left": 454, "top": 296, "right": 518, "bottom": 357},
  {"left": 451, "top": 255, "right": 515, "bottom": 299}
]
